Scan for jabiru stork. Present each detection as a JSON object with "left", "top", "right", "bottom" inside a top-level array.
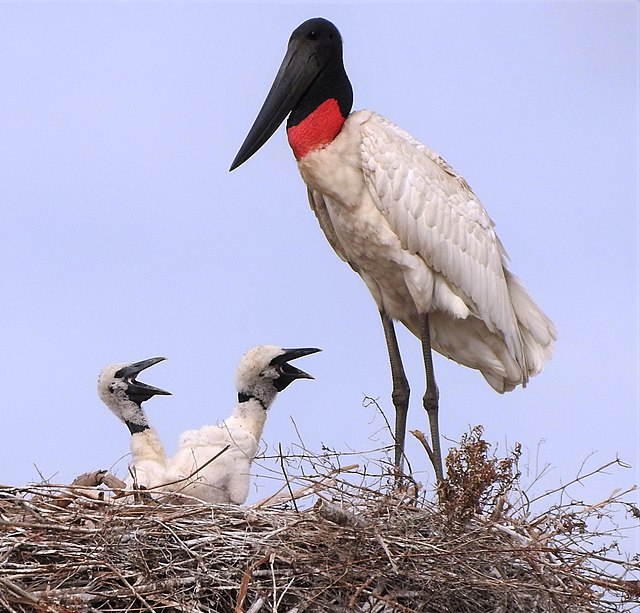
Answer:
[
  {"left": 230, "top": 17, "right": 556, "bottom": 481},
  {"left": 162, "top": 345, "right": 319, "bottom": 503},
  {"left": 98, "top": 357, "right": 171, "bottom": 490}
]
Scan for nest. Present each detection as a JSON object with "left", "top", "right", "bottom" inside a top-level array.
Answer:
[{"left": 1, "top": 428, "right": 638, "bottom": 612}]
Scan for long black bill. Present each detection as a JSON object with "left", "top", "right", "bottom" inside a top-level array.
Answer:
[
  {"left": 229, "top": 38, "right": 321, "bottom": 171},
  {"left": 116, "top": 356, "right": 172, "bottom": 402},
  {"left": 271, "top": 347, "right": 321, "bottom": 391}
]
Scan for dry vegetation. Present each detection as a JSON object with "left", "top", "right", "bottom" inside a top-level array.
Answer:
[{"left": 1, "top": 426, "right": 638, "bottom": 612}]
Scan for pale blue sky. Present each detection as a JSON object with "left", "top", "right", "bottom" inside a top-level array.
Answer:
[{"left": 0, "top": 1, "right": 637, "bottom": 550}]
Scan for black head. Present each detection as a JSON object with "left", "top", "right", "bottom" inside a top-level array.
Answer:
[
  {"left": 230, "top": 17, "right": 352, "bottom": 170},
  {"left": 289, "top": 18, "right": 344, "bottom": 65}
]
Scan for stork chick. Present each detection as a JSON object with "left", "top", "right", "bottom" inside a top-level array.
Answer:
[
  {"left": 163, "top": 346, "right": 319, "bottom": 504},
  {"left": 97, "top": 357, "right": 171, "bottom": 489}
]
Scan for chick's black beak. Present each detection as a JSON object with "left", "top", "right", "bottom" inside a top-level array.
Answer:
[
  {"left": 230, "top": 36, "right": 321, "bottom": 171},
  {"left": 271, "top": 347, "right": 321, "bottom": 391},
  {"left": 116, "top": 356, "right": 172, "bottom": 402}
]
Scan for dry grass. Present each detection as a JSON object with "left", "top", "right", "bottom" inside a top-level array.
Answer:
[{"left": 1, "top": 426, "right": 638, "bottom": 612}]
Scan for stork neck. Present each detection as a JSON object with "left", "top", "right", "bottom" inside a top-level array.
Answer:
[
  {"left": 238, "top": 392, "right": 267, "bottom": 411},
  {"left": 286, "top": 63, "right": 352, "bottom": 160},
  {"left": 119, "top": 400, "right": 150, "bottom": 435},
  {"left": 233, "top": 395, "right": 270, "bottom": 441},
  {"left": 126, "top": 420, "right": 150, "bottom": 435}
]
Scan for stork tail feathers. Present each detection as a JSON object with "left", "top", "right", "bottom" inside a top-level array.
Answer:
[{"left": 505, "top": 270, "right": 557, "bottom": 379}]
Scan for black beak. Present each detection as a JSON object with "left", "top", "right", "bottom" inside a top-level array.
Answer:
[
  {"left": 271, "top": 347, "right": 321, "bottom": 391},
  {"left": 230, "top": 36, "right": 321, "bottom": 171},
  {"left": 116, "top": 357, "right": 171, "bottom": 403}
]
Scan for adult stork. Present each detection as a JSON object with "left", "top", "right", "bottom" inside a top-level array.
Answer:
[{"left": 230, "top": 17, "right": 556, "bottom": 481}]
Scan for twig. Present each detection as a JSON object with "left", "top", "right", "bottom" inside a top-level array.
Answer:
[
  {"left": 278, "top": 442, "right": 298, "bottom": 513},
  {"left": 374, "top": 530, "right": 399, "bottom": 574},
  {"left": 0, "top": 578, "right": 39, "bottom": 605},
  {"left": 236, "top": 552, "right": 273, "bottom": 613},
  {"left": 526, "top": 458, "right": 629, "bottom": 506},
  {"left": 410, "top": 429, "right": 441, "bottom": 484},
  {"left": 246, "top": 596, "right": 265, "bottom": 613}
]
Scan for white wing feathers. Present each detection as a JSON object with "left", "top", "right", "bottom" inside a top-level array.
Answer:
[
  {"left": 362, "top": 113, "right": 557, "bottom": 387},
  {"left": 304, "top": 110, "right": 555, "bottom": 391},
  {"left": 123, "top": 421, "right": 258, "bottom": 504},
  {"left": 360, "top": 114, "right": 524, "bottom": 354},
  {"left": 306, "top": 185, "right": 350, "bottom": 264}
]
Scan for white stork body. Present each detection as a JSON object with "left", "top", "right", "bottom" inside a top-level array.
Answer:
[
  {"left": 162, "top": 398, "right": 266, "bottom": 504},
  {"left": 300, "top": 110, "right": 554, "bottom": 393}
]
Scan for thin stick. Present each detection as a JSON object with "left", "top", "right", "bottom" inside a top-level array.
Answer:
[
  {"left": 278, "top": 443, "right": 298, "bottom": 513},
  {"left": 410, "top": 429, "right": 439, "bottom": 479}
]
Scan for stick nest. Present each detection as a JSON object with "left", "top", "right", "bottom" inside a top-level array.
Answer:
[{"left": 1, "top": 426, "right": 638, "bottom": 612}]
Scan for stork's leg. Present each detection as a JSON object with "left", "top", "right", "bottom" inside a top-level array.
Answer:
[
  {"left": 419, "top": 312, "right": 444, "bottom": 483},
  {"left": 379, "top": 311, "right": 410, "bottom": 473}
]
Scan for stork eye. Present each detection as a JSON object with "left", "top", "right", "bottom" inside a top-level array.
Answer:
[{"left": 308, "top": 29, "right": 319, "bottom": 40}]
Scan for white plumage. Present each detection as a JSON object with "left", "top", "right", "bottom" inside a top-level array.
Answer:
[
  {"left": 301, "top": 111, "right": 555, "bottom": 393},
  {"left": 99, "top": 347, "right": 319, "bottom": 504}
]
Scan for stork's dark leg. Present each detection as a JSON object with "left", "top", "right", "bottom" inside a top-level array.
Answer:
[
  {"left": 419, "top": 312, "right": 444, "bottom": 482},
  {"left": 380, "top": 311, "right": 410, "bottom": 473}
]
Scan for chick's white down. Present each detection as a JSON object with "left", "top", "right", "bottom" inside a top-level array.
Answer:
[{"left": 98, "top": 346, "right": 317, "bottom": 504}]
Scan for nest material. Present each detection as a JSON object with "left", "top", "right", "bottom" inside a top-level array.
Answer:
[{"left": 1, "top": 439, "right": 638, "bottom": 612}]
